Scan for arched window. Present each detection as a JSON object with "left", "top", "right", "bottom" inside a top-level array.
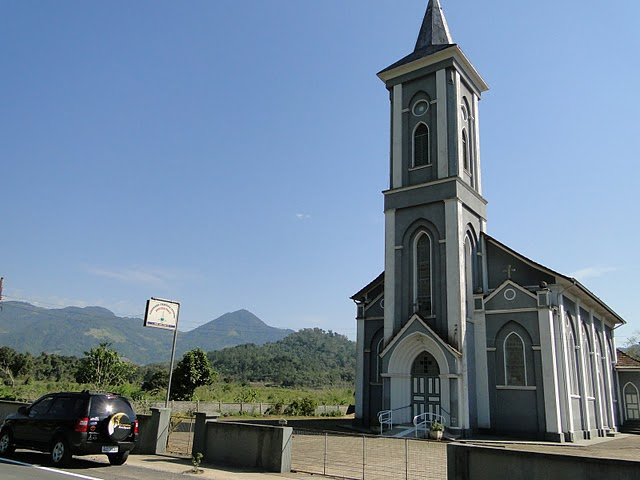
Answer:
[
  {"left": 412, "top": 351, "right": 440, "bottom": 376},
  {"left": 581, "top": 323, "right": 595, "bottom": 397},
  {"left": 566, "top": 319, "right": 580, "bottom": 395},
  {"left": 463, "top": 237, "right": 474, "bottom": 319},
  {"left": 375, "top": 338, "right": 384, "bottom": 383},
  {"left": 413, "top": 123, "right": 430, "bottom": 167},
  {"left": 414, "top": 233, "right": 432, "bottom": 316},
  {"left": 624, "top": 383, "right": 640, "bottom": 420},
  {"left": 461, "top": 128, "right": 469, "bottom": 172},
  {"left": 504, "top": 332, "right": 526, "bottom": 386}
]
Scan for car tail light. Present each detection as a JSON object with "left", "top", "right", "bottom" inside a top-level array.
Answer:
[
  {"left": 133, "top": 419, "right": 139, "bottom": 434},
  {"left": 75, "top": 417, "right": 89, "bottom": 433}
]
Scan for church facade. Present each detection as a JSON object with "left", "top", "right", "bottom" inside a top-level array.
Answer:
[{"left": 352, "top": 0, "right": 627, "bottom": 442}]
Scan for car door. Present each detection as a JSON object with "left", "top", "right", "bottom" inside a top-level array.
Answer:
[
  {"left": 12, "top": 396, "right": 55, "bottom": 446},
  {"left": 42, "top": 395, "right": 77, "bottom": 444}
]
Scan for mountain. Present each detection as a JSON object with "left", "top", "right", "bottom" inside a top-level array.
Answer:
[
  {"left": 0, "top": 302, "right": 293, "bottom": 365},
  {"left": 180, "top": 309, "right": 294, "bottom": 353}
]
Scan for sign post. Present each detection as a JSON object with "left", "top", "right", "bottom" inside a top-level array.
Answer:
[{"left": 143, "top": 297, "right": 180, "bottom": 407}]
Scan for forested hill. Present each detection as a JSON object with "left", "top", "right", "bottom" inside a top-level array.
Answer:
[{"left": 207, "top": 328, "right": 356, "bottom": 388}]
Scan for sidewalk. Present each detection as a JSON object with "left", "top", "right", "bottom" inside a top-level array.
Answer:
[{"left": 124, "top": 454, "right": 314, "bottom": 480}]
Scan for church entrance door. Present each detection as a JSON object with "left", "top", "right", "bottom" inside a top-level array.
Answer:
[{"left": 411, "top": 351, "right": 441, "bottom": 419}]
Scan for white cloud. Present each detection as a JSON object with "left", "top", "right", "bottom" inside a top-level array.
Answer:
[
  {"left": 569, "top": 266, "right": 617, "bottom": 281},
  {"left": 86, "top": 265, "right": 201, "bottom": 288},
  {"left": 295, "top": 213, "right": 312, "bottom": 220}
]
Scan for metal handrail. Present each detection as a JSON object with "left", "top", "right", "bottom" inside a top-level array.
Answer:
[
  {"left": 378, "top": 410, "right": 392, "bottom": 435},
  {"left": 377, "top": 405, "right": 411, "bottom": 435},
  {"left": 412, "top": 412, "right": 446, "bottom": 438}
]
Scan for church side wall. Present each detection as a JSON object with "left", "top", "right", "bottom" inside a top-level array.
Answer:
[
  {"left": 361, "top": 317, "right": 384, "bottom": 427},
  {"left": 485, "top": 311, "right": 544, "bottom": 437}
]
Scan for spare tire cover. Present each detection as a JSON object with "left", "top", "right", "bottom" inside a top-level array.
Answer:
[{"left": 107, "top": 413, "right": 132, "bottom": 442}]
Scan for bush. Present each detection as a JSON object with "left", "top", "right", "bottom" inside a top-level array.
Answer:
[{"left": 285, "top": 397, "right": 317, "bottom": 416}]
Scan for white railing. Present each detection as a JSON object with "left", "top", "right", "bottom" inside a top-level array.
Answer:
[
  {"left": 413, "top": 412, "right": 446, "bottom": 438},
  {"left": 378, "top": 410, "right": 393, "bottom": 435}
]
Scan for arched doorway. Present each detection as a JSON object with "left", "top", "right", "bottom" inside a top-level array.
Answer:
[
  {"left": 624, "top": 383, "right": 640, "bottom": 420},
  {"left": 411, "top": 351, "right": 441, "bottom": 419}
]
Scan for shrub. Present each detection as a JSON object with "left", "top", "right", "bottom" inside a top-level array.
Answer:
[{"left": 285, "top": 397, "right": 317, "bottom": 416}]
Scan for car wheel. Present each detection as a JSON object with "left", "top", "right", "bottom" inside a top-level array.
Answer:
[
  {"left": 107, "top": 450, "right": 129, "bottom": 466},
  {"left": 50, "top": 437, "right": 71, "bottom": 466},
  {"left": 106, "top": 412, "right": 133, "bottom": 442},
  {"left": 0, "top": 430, "right": 15, "bottom": 456}
]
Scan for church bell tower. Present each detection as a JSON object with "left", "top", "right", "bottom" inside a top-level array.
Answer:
[{"left": 378, "top": 0, "right": 489, "bottom": 349}]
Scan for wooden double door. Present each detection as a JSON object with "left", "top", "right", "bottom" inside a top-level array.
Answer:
[{"left": 411, "top": 351, "right": 441, "bottom": 419}]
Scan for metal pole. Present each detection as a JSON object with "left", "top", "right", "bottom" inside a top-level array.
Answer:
[
  {"left": 362, "top": 435, "right": 365, "bottom": 480},
  {"left": 165, "top": 310, "right": 180, "bottom": 408},
  {"left": 323, "top": 432, "right": 327, "bottom": 476}
]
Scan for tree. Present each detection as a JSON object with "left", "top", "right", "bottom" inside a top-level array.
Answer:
[
  {"left": 141, "top": 371, "right": 169, "bottom": 394},
  {"left": 625, "top": 331, "right": 640, "bottom": 360},
  {"left": 0, "top": 347, "right": 32, "bottom": 387},
  {"left": 170, "top": 348, "right": 216, "bottom": 401},
  {"left": 75, "top": 343, "right": 133, "bottom": 390}
]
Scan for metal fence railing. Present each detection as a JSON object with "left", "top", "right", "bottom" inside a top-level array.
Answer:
[
  {"left": 291, "top": 429, "right": 447, "bottom": 480},
  {"left": 166, "top": 415, "right": 196, "bottom": 457}
]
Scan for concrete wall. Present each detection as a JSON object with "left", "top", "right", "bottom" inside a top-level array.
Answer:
[
  {"left": 133, "top": 408, "right": 171, "bottom": 455},
  {"left": 0, "top": 400, "right": 28, "bottom": 422},
  {"left": 192, "top": 415, "right": 292, "bottom": 473},
  {"left": 447, "top": 443, "right": 640, "bottom": 480}
]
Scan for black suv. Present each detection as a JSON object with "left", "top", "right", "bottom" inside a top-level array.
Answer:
[{"left": 0, "top": 391, "right": 138, "bottom": 466}]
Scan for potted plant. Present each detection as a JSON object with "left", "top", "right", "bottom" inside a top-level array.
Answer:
[{"left": 429, "top": 420, "right": 444, "bottom": 440}]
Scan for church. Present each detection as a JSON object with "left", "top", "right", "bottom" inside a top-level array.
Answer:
[{"left": 351, "top": 0, "right": 633, "bottom": 442}]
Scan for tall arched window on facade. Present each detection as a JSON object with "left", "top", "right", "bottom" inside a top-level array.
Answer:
[
  {"left": 581, "top": 323, "right": 595, "bottom": 398},
  {"left": 567, "top": 319, "right": 580, "bottom": 395},
  {"left": 413, "top": 123, "right": 430, "bottom": 167},
  {"left": 461, "top": 128, "right": 469, "bottom": 172},
  {"left": 504, "top": 332, "right": 526, "bottom": 386},
  {"left": 415, "top": 233, "right": 432, "bottom": 316},
  {"left": 375, "top": 338, "right": 384, "bottom": 383},
  {"left": 463, "top": 237, "right": 474, "bottom": 319}
]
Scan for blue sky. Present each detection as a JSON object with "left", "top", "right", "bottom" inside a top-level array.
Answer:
[{"left": 1, "top": 0, "right": 638, "bottom": 345}]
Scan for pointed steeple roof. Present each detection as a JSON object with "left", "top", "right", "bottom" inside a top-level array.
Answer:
[
  {"left": 415, "top": 0, "right": 453, "bottom": 50},
  {"left": 379, "top": 0, "right": 457, "bottom": 76}
]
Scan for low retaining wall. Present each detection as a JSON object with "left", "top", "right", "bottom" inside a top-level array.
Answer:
[
  {"left": 193, "top": 413, "right": 292, "bottom": 473},
  {"left": 447, "top": 443, "right": 640, "bottom": 480},
  {"left": 0, "top": 400, "right": 28, "bottom": 422}
]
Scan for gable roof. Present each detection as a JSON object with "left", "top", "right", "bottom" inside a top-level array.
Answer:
[
  {"left": 484, "top": 233, "right": 625, "bottom": 325},
  {"left": 351, "top": 271, "right": 384, "bottom": 301},
  {"left": 616, "top": 349, "right": 640, "bottom": 369}
]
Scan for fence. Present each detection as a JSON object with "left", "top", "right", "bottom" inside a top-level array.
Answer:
[
  {"left": 291, "top": 429, "right": 447, "bottom": 480},
  {"left": 132, "top": 400, "right": 348, "bottom": 417},
  {"left": 166, "top": 414, "right": 196, "bottom": 456}
]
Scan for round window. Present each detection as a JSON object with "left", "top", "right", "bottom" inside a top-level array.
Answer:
[
  {"left": 412, "top": 100, "right": 429, "bottom": 116},
  {"left": 504, "top": 289, "right": 517, "bottom": 301}
]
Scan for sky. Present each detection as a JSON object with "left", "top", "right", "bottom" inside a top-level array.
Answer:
[{"left": 1, "top": 0, "right": 638, "bottom": 345}]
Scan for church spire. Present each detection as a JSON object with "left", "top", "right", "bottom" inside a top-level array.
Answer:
[{"left": 414, "top": 0, "right": 453, "bottom": 51}]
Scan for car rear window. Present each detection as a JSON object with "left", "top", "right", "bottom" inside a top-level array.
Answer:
[{"left": 89, "top": 396, "right": 135, "bottom": 419}]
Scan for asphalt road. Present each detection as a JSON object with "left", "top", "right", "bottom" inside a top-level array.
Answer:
[{"left": 0, "top": 450, "right": 195, "bottom": 480}]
